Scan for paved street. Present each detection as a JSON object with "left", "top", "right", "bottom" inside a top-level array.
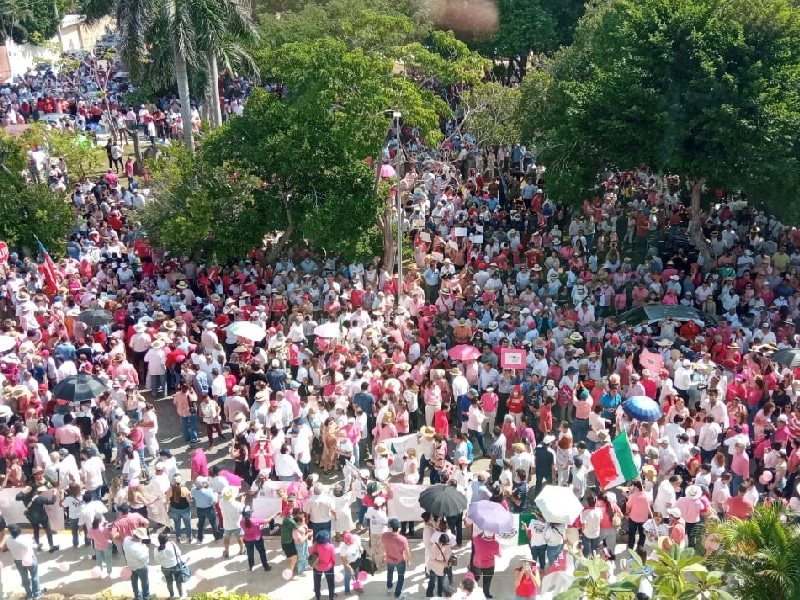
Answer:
[{"left": 0, "top": 394, "right": 538, "bottom": 600}]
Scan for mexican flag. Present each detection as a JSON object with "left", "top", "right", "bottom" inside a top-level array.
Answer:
[{"left": 590, "top": 432, "right": 638, "bottom": 489}]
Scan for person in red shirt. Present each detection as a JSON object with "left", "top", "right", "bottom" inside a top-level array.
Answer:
[
  {"left": 725, "top": 484, "right": 754, "bottom": 519},
  {"left": 515, "top": 559, "right": 541, "bottom": 599}
]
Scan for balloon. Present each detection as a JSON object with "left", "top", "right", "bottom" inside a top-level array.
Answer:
[
  {"left": 21, "top": 559, "right": 32, "bottom": 567},
  {"left": 334, "top": 572, "right": 344, "bottom": 583},
  {"left": 282, "top": 569, "right": 293, "bottom": 581},
  {"left": 353, "top": 581, "right": 363, "bottom": 590},
  {"left": 58, "top": 562, "right": 70, "bottom": 572},
  {"left": 195, "top": 569, "right": 206, "bottom": 581},
  {"left": 357, "top": 571, "right": 368, "bottom": 582},
  {"left": 90, "top": 567, "right": 102, "bottom": 579},
  {"left": 760, "top": 471, "right": 774, "bottom": 485},
  {"left": 121, "top": 567, "right": 132, "bottom": 580}
]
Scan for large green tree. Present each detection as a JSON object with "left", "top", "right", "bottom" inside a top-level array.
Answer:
[
  {"left": 522, "top": 0, "right": 800, "bottom": 264},
  {"left": 143, "top": 35, "right": 486, "bottom": 265},
  {"left": 0, "top": 131, "right": 73, "bottom": 256}
]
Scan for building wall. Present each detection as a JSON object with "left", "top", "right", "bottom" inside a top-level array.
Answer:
[{"left": 0, "top": 15, "right": 114, "bottom": 81}]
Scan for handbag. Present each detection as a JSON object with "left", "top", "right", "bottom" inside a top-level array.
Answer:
[
  {"left": 308, "top": 552, "right": 320, "bottom": 569},
  {"left": 359, "top": 549, "right": 376, "bottom": 575},
  {"left": 171, "top": 543, "right": 191, "bottom": 583}
]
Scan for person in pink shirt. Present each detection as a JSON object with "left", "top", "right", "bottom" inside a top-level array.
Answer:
[
  {"left": 675, "top": 485, "right": 705, "bottom": 544},
  {"left": 240, "top": 507, "right": 272, "bottom": 571},
  {"left": 480, "top": 387, "right": 499, "bottom": 438},
  {"left": 625, "top": 480, "right": 652, "bottom": 551},
  {"left": 190, "top": 447, "right": 209, "bottom": 482},
  {"left": 730, "top": 442, "right": 750, "bottom": 491},
  {"left": 310, "top": 530, "right": 337, "bottom": 600}
]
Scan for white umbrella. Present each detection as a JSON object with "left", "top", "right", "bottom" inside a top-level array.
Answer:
[
  {"left": 314, "top": 322, "right": 342, "bottom": 339},
  {"left": 0, "top": 336, "right": 15, "bottom": 353},
  {"left": 227, "top": 321, "right": 266, "bottom": 342},
  {"left": 535, "top": 485, "right": 584, "bottom": 524}
]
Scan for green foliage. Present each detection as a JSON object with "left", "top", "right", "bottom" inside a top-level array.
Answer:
[
  {"left": 523, "top": 0, "right": 800, "bottom": 210},
  {"left": 255, "top": 0, "right": 430, "bottom": 50},
  {"left": 22, "top": 123, "right": 107, "bottom": 179},
  {"left": 555, "top": 554, "right": 638, "bottom": 600},
  {"left": 138, "top": 146, "right": 270, "bottom": 263},
  {"left": 0, "top": 131, "right": 73, "bottom": 257},
  {"left": 709, "top": 504, "right": 800, "bottom": 600},
  {"left": 191, "top": 592, "right": 272, "bottom": 600},
  {"left": 460, "top": 82, "right": 521, "bottom": 148},
  {"left": 4, "top": 0, "right": 68, "bottom": 44}
]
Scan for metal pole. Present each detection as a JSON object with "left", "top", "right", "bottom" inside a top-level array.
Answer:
[{"left": 393, "top": 111, "right": 403, "bottom": 307}]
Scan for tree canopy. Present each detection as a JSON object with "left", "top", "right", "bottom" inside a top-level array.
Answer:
[
  {"left": 140, "top": 35, "right": 485, "bottom": 262},
  {"left": 522, "top": 0, "right": 800, "bottom": 209},
  {"left": 0, "top": 131, "right": 74, "bottom": 257}
]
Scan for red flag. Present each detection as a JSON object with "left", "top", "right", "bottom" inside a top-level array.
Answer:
[
  {"left": 37, "top": 241, "right": 58, "bottom": 292},
  {"left": 546, "top": 549, "right": 568, "bottom": 574}
]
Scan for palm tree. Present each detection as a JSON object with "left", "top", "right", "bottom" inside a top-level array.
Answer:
[
  {"left": 192, "top": 0, "right": 259, "bottom": 127},
  {"left": 117, "top": 0, "right": 257, "bottom": 149},
  {"left": 709, "top": 504, "right": 800, "bottom": 600}
]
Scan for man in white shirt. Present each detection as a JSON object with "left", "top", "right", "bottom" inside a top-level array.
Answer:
[
  {"left": 451, "top": 368, "right": 469, "bottom": 399},
  {"left": 4, "top": 525, "right": 44, "bottom": 598},
  {"left": 653, "top": 475, "right": 681, "bottom": 515},
  {"left": 80, "top": 449, "right": 106, "bottom": 500},
  {"left": 122, "top": 528, "right": 151, "bottom": 600},
  {"left": 305, "top": 483, "right": 337, "bottom": 539}
]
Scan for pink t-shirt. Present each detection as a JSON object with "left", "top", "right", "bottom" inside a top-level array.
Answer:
[
  {"left": 626, "top": 491, "right": 652, "bottom": 523},
  {"left": 381, "top": 531, "right": 409, "bottom": 564},
  {"left": 472, "top": 534, "right": 500, "bottom": 569},
  {"left": 675, "top": 497, "right": 703, "bottom": 524},
  {"left": 240, "top": 518, "right": 265, "bottom": 542},
  {"left": 310, "top": 542, "right": 337, "bottom": 571},
  {"left": 87, "top": 525, "right": 113, "bottom": 550},
  {"left": 481, "top": 392, "right": 499, "bottom": 412}
]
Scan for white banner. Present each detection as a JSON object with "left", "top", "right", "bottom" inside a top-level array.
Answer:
[
  {"left": 0, "top": 488, "right": 64, "bottom": 531},
  {"left": 387, "top": 483, "right": 424, "bottom": 522},
  {"left": 382, "top": 434, "right": 422, "bottom": 474}
]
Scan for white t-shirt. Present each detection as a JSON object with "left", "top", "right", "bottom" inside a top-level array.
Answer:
[
  {"left": 365, "top": 507, "right": 388, "bottom": 534},
  {"left": 80, "top": 455, "right": 105, "bottom": 490}
]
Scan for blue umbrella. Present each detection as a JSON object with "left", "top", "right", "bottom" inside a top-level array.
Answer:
[{"left": 622, "top": 396, "right": 663, "bottom": 422}]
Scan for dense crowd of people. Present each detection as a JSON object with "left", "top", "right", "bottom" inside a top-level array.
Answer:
[{"left": 4, "top": 46, "right": 800, "bottom": 600}]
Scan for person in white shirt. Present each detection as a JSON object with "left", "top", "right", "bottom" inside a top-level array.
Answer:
[
  {"left": 4, "top": 525, "right": 43, "bottom": 598},
  {"left": 122, "top": 528, "right": 151, "bottom": 600},
  {"left": 80, "top": 449, "right": 106, "bottom": 499},
  {"left": 653, "top": 476, "right": 681, "bottom": 516},
  {"left": 153, "top": 531, "right": 186, "bottom": 599},
  {"left": 364, "top": 496, "right": 389, "bottom": 569},
  {"left": 580, "top": 495, "right": 604, "bottom": 557}
]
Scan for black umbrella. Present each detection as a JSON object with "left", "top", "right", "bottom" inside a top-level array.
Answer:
[
  {"left": 52, "top": 374, "right": 108, "bottom": 403},
  {"left": 771, "top": 348, "right": 800, "bottom": 368},
  {"left": 419, "top": 484, "right": 468, "bottom": 517},
  {"left": 78, "top": 309, "right": 113, "bottom": 327}
]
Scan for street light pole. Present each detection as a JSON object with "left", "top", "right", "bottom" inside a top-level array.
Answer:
[{"left": 393, "top": 111, "right": 403, "bottom": 308}]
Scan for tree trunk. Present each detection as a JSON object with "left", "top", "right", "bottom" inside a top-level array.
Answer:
[
  {"left": 207, "top": 50, "right": 223, "bottom": 128},
  {"left": 267, "top": 199, "right": 294, "bottom": 263},
  {"left": 688, "top": 178, "right": 714, "bottom": 273},
  {"left": 174, "top": 53, "right": 195, "bottom": 150},
  {"left": 380, "top": 206, "right": 396, "bottom": 276},
  {"left": 519, "top": 53, "right": 528, "bottom": 79}
]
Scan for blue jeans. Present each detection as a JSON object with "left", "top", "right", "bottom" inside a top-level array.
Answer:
[
  {"left": 162, "top": 566, "right": 184, "bottom": 598},
  {"left": 96, "top": 546, "right": 113, "bottom": 576},
  {"left": 468, "top": 429, "right": 487, "bottom": 455},
  {"left": 344, "top": 564, "right": 354, "bottom": 593},
  {"left": 546, "top": 543, "right": 563, "bottom": 568},
  {"left": 311, "top": 520, "right": 331, "bottom": 540},
  {"left": 313, "top": 567, "right": 335, "bottom": 600},
  {"left": 530, "top": 543, "right": 547, "bottom": 570},
  {"left": 387, "top": 560, "right": 407, "bottom": 598},
  {"left": 69, "top": 517, "right": 88, "bottom": 548},
  {"left": 149, "top": 373, "right": 167, "bottom": 397},
  {"left": 170, "top": 506, "right": 193, "bottom": 540},
  {"left": 582, "top": 534, "right": 599, "bottom": 557},
  {"left": 426, "top": 570, "right": 446, "bottom": 597},
  {"left": 356, "top": 498, "right": 368, "bottom": 526},
  {"left": 196, "top": 505, "right": 221, "bottom": 541},
  {"left": 131, "top": 566, "right": 149, "bottom": 599},
  {"left": 181, "top": 415, "right": 198, "bottom": 442},
  {"left": 15, "top": 559, "right": 40, "bottom": 598}
]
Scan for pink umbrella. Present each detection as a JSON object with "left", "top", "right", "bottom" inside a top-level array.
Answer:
[
  {"left": 448, "top": 344, "right": 481, "bottom": 361},
  {"left": 380, "top": 163, "right": 397, "bottom": 178}
]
